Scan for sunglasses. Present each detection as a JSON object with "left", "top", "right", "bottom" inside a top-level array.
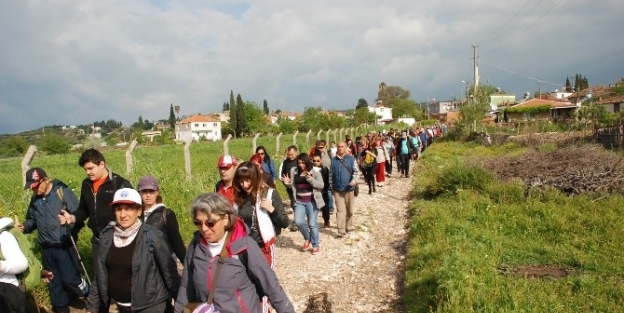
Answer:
[
  {"left": 193, "top": 216, "right": 225, "bottom": 228},
  {"left": 30, "top": 181, "right": 42, "bottom": 190}
]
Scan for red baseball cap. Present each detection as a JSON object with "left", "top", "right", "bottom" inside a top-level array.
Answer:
[{"left": 217, "top": 155, "right": 237, "bottom": 168}]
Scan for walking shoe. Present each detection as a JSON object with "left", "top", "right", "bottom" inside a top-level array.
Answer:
[
  {"left": 324, "top": 221, "right": 330, "bottom": 228},
  {"left": 312, "top": 247, "right": 320, "bottom": 255},
  {"left": 289, "top": 221, "right": 298, "bottom": 232},
  {"left": 337, "top": 232, "right": 346, "bottom": 238},
  {"left": 302, "top": 240, "right": 311, "bottom": 251}
]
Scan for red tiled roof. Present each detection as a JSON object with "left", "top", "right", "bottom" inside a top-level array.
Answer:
[
  {"left": 512, "top": 98, "right": 575, "bottom": 109},
  {"left": 177, "top": 114, "right": 220, "bottom": 124}
]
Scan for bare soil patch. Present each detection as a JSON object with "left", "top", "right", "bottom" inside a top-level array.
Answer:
[{"left": 498, "top": 265, "right": 577, "bottom": 279}]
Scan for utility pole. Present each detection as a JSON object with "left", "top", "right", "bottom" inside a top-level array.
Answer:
[
  {"left": 472, "top": 45, "right": 479, "bottom": 96},
  {"left": 538, "top": 80, "right": 542, "bottom": 99}
]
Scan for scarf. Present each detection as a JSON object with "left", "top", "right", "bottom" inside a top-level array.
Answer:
[{"left": 113, "top": 219, "right": 142, "bottom": 247}]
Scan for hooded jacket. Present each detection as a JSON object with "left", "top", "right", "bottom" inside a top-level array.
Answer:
[
  {"left": 174, "top": 218, "right": 295, "bottom": 313},
  {"left": 22, "top": 179, "right": 79, "bottom": 246}
]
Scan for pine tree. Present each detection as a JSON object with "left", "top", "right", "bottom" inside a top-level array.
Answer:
[
  {"left": 236, "top": 94, "right": 247, "bottom": 137},
  {"left": 565, "top": 77, "right": 571, "bottom": 92},
  {"left": 263, "top": 99, "right": 269, "bottom": 115},
  {"left": 168, "top": 104, "right": 176, "bottom": 129},
  {"left": 223, "top": 102, "right": 229, "bottom": 112},
  {"left": 229, "top": 91, "right": 237, "bottom": 138}
]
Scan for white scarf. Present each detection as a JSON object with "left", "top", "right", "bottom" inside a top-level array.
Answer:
[{"left": 113, "top": 219, "right": 142, "bottom": 247}]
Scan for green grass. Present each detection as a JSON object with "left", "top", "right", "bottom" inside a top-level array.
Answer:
[{"left": 404, "top": 142, "right": 624, "bottom": 312}]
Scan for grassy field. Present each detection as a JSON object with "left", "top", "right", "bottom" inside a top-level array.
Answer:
[{"left": 403, "top": 141, "right": 624, "bottom": 312}]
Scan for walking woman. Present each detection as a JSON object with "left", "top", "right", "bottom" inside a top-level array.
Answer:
[
  {"left": 250, "top": 153, "right": 277, "bottom": 189},
  {"left": 233, "top": 162, "right": 290, "bottom": 268},
  {"left": 359, "top": 138, "right": 378, "bottom": 194},
  {"left": 282, "top": 153, "right": 325, "bottom": 254},
  {"left": 374, "top": 137, "right": 389, "bottom": 187},
  {"left": 312, "top": 151, "right": 331, "bottom": 228},
  {"left": 174, "top": 193, "right": 295, "bottom": 313},
  {"left": 255, "top": 146, "right": 278, "bottom": 181},
  {"left": 94, "top": 188, "right": 180, "bottom": 313}
]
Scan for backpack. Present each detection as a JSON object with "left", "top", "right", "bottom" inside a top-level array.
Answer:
[
  {"left": 0, "top": 224, "right": 42, "bottom": 292},
  {"left": 362, "top": 150, "right": 376, "bottom": 168}
]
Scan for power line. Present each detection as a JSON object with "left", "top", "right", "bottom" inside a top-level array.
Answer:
[
  {"left": 480, "top": 60, "right": 562, "bottom": 87},
  {"left": 481, "top": 0, "right": 542, "bottom": 46}
]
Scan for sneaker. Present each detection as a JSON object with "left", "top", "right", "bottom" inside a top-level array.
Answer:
[
  {"left": 337, "top": 232, "right": 346, "bottom": 238},
  {"left": 302, "top": 240, "right": 311, "bottom": 251},
  {"left": 312, "top": 247, "right": 320, "bottom": 255}
]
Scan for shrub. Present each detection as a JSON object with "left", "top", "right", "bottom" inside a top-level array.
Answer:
[
  {"left": 39, "top": 133, "right": 70, "bottom": 155},
  {"left": 423, "top": 162, "right": 494, "bottom": 199}
]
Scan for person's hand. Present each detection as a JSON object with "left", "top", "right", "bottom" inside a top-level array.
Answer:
[
  {"left": 281, "top": 174, "right": 291, "bottom": 184},
  {"left": 41, "top": 270, "right": 54, "bottom": 283},
  {"left": 260, "top": 198, "right": 275, "bottom": 213},
  {"left": 58, "top": 209, "right": 75, "bottom": 225},
  {"left": 348, "top": 181, "right": 356, "bottom": 186},
  {"left": 16, "top": 223, "right": 25, "bottom": 233}
]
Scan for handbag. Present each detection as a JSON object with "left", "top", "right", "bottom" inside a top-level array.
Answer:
[
  {"left": 338, "top": 158, "right": 358, "bottom": 197},
  {"left": 185, "top": 231, "right": 233, "bottom": 313}
]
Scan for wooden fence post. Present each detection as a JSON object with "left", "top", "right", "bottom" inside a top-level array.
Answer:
[
  {"left": 306, "top": 130, "right": 312, "bottom": 145},
  {"left": 125, "top": 140, "right": 138, "bottom": 175},
  {"left": 276, "top": 132, "right": 283, "bottom": 158},
  {"left": 293, "top": 131, "right": 299, "bottom": 145},
  {"left": 252, "top": 133, "right": 261, "bottom": 155},
  {"left": 223, "top": 134, "right": 232, "bottom": 155},
  {"left": 184, "top": 140, "right": 192, "bottom": 181},
  {"left": 21, "top": 145, "right": 37, "bottom": 187}
]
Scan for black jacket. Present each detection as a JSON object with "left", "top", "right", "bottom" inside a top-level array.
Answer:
[
  {"left": 73, "top": 170, "right": 132, "bottom": 238},
  {"left": 236, "top": 190, "right": 289, "bottom": 245},
  {"left": 94, "top": 223, "right": 180, "bottom": 311},
  {"left": 143, "top": 204, "right": 186, "bottom": 262},
  {"left": 23, "top": 180, "right": 79, "bottom": 246}
]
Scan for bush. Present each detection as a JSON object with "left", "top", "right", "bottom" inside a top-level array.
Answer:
[
  {"left": 39, "top": 134, "right": 70, "bottom": 154},
  {"left": 423, "top": 162, "right": 493, "bottom": 199}
]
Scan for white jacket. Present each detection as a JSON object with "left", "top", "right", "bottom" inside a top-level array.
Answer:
[{"left": 0, "top": 217, "right": 28, "bottom": 287}]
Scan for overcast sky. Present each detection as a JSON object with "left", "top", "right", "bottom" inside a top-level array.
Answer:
[{"left": 1, "top": 0, "right": 623, "bottom": 134}]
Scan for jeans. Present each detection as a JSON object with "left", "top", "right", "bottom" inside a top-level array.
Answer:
[
  {"left": 326, "top": 190, "right": 335, "bottom": 213},
  {"left": 294, "top": 201, "right": 320, "bottom": 248}
]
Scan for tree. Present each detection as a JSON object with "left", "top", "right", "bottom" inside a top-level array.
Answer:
[
  {"left": 392, "top": 98, "right": 423, "bottom": 119},
  {"left": 39, "top": 133, "right": 70, "bottom": 155},
  {"left": 263, "top": 99, "right": 269, "bottom": 115},
  {"left": 235, "top": 94, "right": 248, "bottom": 137},
  {"left": 223, "top": 102, "right": 229, "bottom": 112},
  {"left": 353, "top": 107, "right": 377, "bottom": 126},
  {"left": 244, "top": 101, "right": 269, "bottom": 134},
  {"left": 573, "top": 74, "right": 589, "bottom": 91},
  {"left": 229, "top": 91, "right": 237, "bottom": 138},
  {"left": 168, "top": 104, "right": 176, "bottom": 129},
  {"left": 356, "top": 98, "right": 369, "bottom": 109},
  {"left": 0, "top": 136, "right": 29, "bottom": 157},
  {"left": 377, "top": 84, "right": 411, "bottom": 108},
  {"left": 565, "top": 77, "right": 572, "bottom": 92}
]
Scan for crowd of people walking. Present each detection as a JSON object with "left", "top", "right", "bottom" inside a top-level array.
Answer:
[{"left": 0, "top": 124, "right": 444, "bottom": 313}]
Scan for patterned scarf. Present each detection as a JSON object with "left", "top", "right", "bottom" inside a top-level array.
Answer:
[{"left": 113, "top": 219, "right": 142, "bottom": 247}]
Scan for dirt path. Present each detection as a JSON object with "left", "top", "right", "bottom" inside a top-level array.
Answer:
[
  {"left": 62, "top": 166, "right": 413, "bottom": 313},
  {"left": 275, "top": 169, "right": 412, "bottom": 312}
]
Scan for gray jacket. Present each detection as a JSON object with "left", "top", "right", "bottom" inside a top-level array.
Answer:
[
  {"left": 286, "top": 167, "right": 326, "bottom": 208},
  {"left": 94, "top": 223, "right": 180, "bottom": 311},
  {"left": 174, "top": 218, "right": 295, "bottom": 313}
]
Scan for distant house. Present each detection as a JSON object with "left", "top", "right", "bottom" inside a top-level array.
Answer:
[
  {"left": 141, "top": 130, "right": 162, "bottom": 142},
  {"left": 569, "top": 85, "right": 624, "bottom": 113},
  {"left": 368, "top": 104, "right": 394, "bottom": 125},
  {"left": 427, "top": 100, "right": 461, "bottom": 121},
  {"left": 175, "top": 114, "right": 222, "bottom": 142},
  {"left": 397, "top": 117, "right": 416, "bottom": 126},
  {"left": 504, "top": 98, "right": 576, "bottom": 121},
  {"left": 268, "top": 110, "right": 302, "bottom": 124}
]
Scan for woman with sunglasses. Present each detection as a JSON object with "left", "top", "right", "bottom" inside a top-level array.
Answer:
[
  {"left": 232, "top": 162, "right": 289, "bottom": 268},
  {"left": 282, "top": 153, "right": 325, "bottom": 255},
  {"left": 94, "top": 188, "right": 180, "bottom": 313},
  {"left": 255, "top": 146, "right": 278, "bottom": 181},
  {"left": 174, "top": 193, "right": 294, "bottom": 313}
]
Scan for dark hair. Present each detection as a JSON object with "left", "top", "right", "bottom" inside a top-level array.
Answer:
[
  {"left": 255, "top": 145, "right": 271, "bottom": 162},
  {"left": 79, "top": 149, "right": 106, "bottom": 167},
  {"left": 233, "top": 161, "right": 266, "bottom": 206},
  {"left": 287, "top": 145, "right": 298, "bottom": 152},
  {"left": 297, "top": 153, "right": 313, "bottom": 171}
]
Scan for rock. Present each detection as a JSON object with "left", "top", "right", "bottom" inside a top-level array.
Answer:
[{"left": 303, "top": 292, "right": 333, "bottom": 313}]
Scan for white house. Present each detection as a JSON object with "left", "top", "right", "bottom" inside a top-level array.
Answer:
[
  {"left": 368, "top": 104, "right": 394, "bottom": 125},
  {"left": 175, "top": 114, "right": 222, "bottom": 142},
  {"left": 141, "top": 130, "right": 162, "bottom": 142}
]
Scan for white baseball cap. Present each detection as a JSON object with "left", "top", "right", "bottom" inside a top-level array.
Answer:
[{"left": 110, "top": 188, "right": 142, "bottom": 206}]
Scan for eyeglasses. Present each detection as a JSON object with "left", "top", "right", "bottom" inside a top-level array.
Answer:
[
  {"left": 193, "top": 216, "right": 225, "bottom": 228},
  {"left": 316, "top": 146, "right": 325, "bottom": 149}
]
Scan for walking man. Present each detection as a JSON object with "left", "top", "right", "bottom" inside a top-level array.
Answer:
[
  {"left": 58, "top": 149, "right": 132, "bottom": 313},
  {"left": 214, "top": 155, "right": 238, "bottom": 204},
  {"left": 329, "top": 141, "right": 360, "bottom": 238},
  {"left": 395, "top": 132, "right": 414, "bottom": 178},
  {"left": 279, "top": 145, "right": 299, "bottom": 230}
]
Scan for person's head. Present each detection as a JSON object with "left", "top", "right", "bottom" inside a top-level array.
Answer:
[
  {"left": 311, "top": 153, "right": 323, "bottom": 168},
  {"left": 255, "top": 145, "right": 270, "bottom": 162},
  {"left": 190, "top": 193, "right": 237, "bottom": 243},
  {"left": 337, "top": 141, "right": 348, "bottom": 157},
  {"left": 401, "top": 131, "right": 408, "bottom": 139},
  {"left": 233, "top": 161, "right": 263, "bottom": 202},
  {"left": 249, "top": 153, "right": 264, "bottom": 172},
  {"left": 286, "top": 145, "right": 298, "bottom": 160},
  {"left": 331, "top": 141, "right": 336, "bottom": 148},
  {"left": 315, "top": 140, "right": 326, "bottom": 152},
  {"left": 24, "top": 167, "right": 51, "bottom": 196},
  {"left": 138, "top": 175, "right": 162, "bottom": 208},
  {"left": 297, "top": 153, "right": 313, "bottom": 172},
  {"left": 217, "top": 155, "right": 238, "bottom": 183},
  {"left": 78, "top": 149, "right": 108, "bottom": 181},
  {"left": 110, "top": 188, "right": 143, "bottom": 229}
]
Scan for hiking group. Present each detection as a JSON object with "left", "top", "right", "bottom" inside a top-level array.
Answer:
[{"left": 0, "top": 125, "right": 443, "bottom": 313}]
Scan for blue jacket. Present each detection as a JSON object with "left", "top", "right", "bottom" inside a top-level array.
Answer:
[
  {"left": 419, "top": 132, "right": 428, "bottom": 146},
  {"left": 262, "top": 159, "right": 278, "bottom": 180},
  {"left": 329, "top": 154, "right": 358, "bottom": 192},
  {"left": 23, "top": 179, "right": 79, "bottom": 247}
]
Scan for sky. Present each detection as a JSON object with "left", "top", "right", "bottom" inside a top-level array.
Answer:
[{"left": 1, "top": 0, "right": 623, "bottom": 134}]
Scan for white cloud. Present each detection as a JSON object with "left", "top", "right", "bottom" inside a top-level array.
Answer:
[{"left": 0, "top": 0, "right": 623, "bottom": 133}]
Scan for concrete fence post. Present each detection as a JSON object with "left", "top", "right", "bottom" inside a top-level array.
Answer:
[
  {"left": 276, "top": 132, "right": 283, "bottom": 158},
  {"left": 305, "top": 130, "right": 312, "bottom": 145},
  {"left": 333, "top": 129, "right": 338, "bottom": 142},
  {"left": 223, "top": 134, "right": 232, "bottom": 155},
  {"left": 252, "top": 133, "right": 261, "bottom": 155},
  {"left": 293, "top": 131, "right": 299, "bottom": 145},
  {"left": 326, "top": 129, "right": 330, "bottom": 143},
  {"left": 339, "top": 128, "right": 344, "bottom": 140},
  {"left": 184, "top": 140, "right": 192, "bottom": 181},
  {"left": 317, "top": 129, "right": 322, "bottom": 141},
  {"left": 125, "top": 140, "right": 139, "bottom": 175},
  {"left": 21, "top": 145, "right": 37, "bottom": 187}
]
